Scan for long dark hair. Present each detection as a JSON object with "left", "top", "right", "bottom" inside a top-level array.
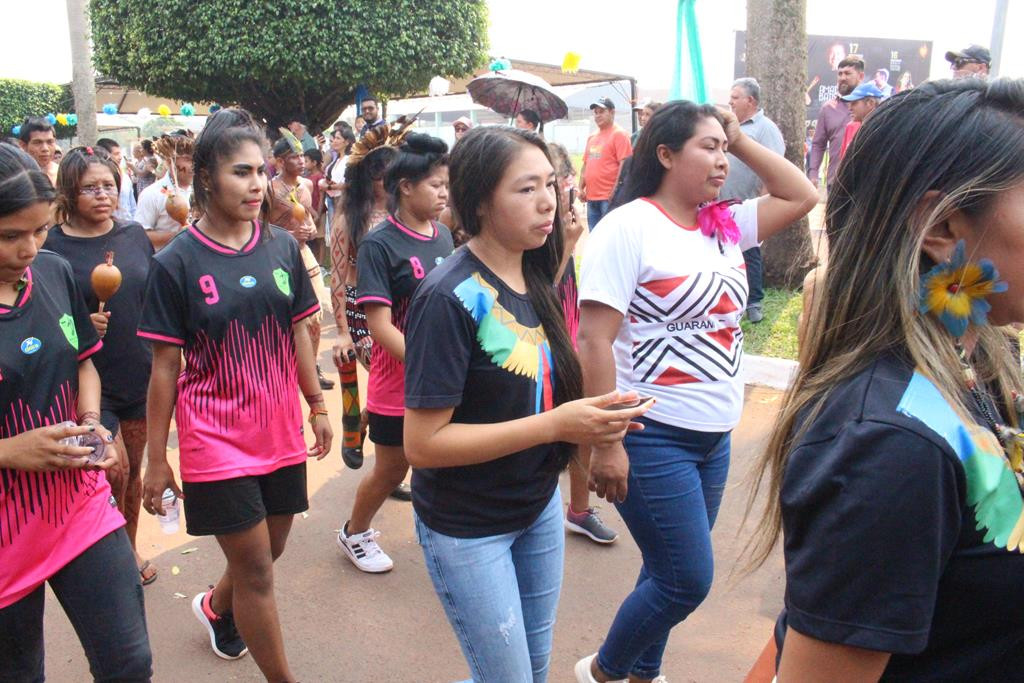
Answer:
[
  {"left": 323, "top": 129, "right": 355, "bottom": 184},
  {"left": 384, "top": 133, "right": 448, "bottom": 216},
  {"left": 54, "top": 146, "right": 121, "bottom": 225},
  {"left": 343, "top": 146, "right": 397, "bottom": 251},
  {"left": 0, "top": 142, "right": 55, "bottom": 217},
  {"left": 449, "top": 126, "right": 583, "bottom": 468},
  {"left": 745, "top": 78, "right": 1024, "bottom": 570},
  {"left": 615, "top": 100, "right": 723, "bottom": 207},
  {"left": 191, "top": 108, "right": 268, "bottom": 212}
]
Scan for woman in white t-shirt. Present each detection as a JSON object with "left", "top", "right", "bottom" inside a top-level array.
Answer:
[
  {"left": 573, "top": 101, "right": 817, "bottom": 683},
  {"left": 320, "top": 128, "right": 354, "bottom": 231}
]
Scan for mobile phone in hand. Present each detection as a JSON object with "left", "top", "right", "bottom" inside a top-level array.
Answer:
[{"left": 605, "top": 396, "right": 655, "bottom": 410}]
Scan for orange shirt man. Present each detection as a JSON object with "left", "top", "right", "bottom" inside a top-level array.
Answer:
[{"left": 580, "top": 97, "right": 632, "bottom": 230}]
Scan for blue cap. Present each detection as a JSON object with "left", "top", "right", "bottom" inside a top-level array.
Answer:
[{"left": 841, "top": 83, "right": 885, "bottom": 101}]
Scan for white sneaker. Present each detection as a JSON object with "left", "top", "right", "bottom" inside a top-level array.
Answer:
[
  {"left": 574, "top": 653, "right": 626, "bottom": 683},
  {"left": 337, "top": 525, "right": 394, "bottom": 573}
]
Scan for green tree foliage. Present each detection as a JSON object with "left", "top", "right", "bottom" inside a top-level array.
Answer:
[
  {"left": 0, "top": 79, "right": 77, "bottom": 139},
  {"left": 90, "top": 0, "right": 489, "bottom": 132}
]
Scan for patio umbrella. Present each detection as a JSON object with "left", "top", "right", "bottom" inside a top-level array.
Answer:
[{"left": 466, "top": 68, "right": 568, "bottom": 123}]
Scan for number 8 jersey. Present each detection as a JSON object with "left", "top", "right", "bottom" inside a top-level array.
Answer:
[{"left": 138, "top": 222, "right": 320, "bottom": 483}]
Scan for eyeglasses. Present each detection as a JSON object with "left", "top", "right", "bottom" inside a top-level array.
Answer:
[
  {"left": 952, "top": 58, "right": 981, "bottom": 69},
  {"left": 79, "top": 185, "right": 119, "bottom": 197}
]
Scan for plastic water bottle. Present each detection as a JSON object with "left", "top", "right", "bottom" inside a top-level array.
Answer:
[
  {"left": 57, "top": 420, "right": 106, "bottom": 464},
  {"left": 157, "top": 489, "right": 180, "bottom": 534}
]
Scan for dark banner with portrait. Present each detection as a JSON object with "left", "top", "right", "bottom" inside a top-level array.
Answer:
[{"left": 734, "top": 32, "right": 933, "bottom": 122}]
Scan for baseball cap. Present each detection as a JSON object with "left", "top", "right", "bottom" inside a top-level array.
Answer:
[
  {"left": 632, "top": 97, "right": 651, "bottom": 111},
  {"left": 840, "top": 82, "right": 885, "bottom": 101},
  {"left": 453, "top": 116, "right": 473, "bottom": 130},
  {"left": 589, "top": 97, "right": 615, "bottom": 111},
  {"left": 945, "top": 44, "right": 991, "bottom": 66}
]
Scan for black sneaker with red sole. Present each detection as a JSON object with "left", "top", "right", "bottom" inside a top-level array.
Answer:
[{"left": 192, "top": 591, "right": 248, "bottom": 660}]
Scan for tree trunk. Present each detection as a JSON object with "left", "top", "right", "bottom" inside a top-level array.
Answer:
[
  {"left": 746, "top": 0, "right": 815, "bottom": 288},
  {"left": 66, "top": 0, "right": 98, "bottom": 145}
]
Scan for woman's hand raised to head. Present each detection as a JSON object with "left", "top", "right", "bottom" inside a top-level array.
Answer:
[
  {"left": 715, "top": 104, "right": 818, "bottom": 242},
  {"left": 716, "top": 105, "right": 744, "bottom": 147}
]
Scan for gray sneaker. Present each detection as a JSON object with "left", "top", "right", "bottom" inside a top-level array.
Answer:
[
  {"left": 565, "top": 507, "right": 618, "bottom": 544},
  {"left": 746, "top": 302, "right": 764, "bottom": 323}
]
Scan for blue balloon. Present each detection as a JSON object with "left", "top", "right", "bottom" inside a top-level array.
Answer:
[
  {"left": 102, "top": 103, "right": 118, "bottom": 115},
  {"left": 209, "top": 103, "right": 222, "bottom": 113},
  {"left": 180, "top": 103, "right": 195, "bottom": 116},
  {"left": 67, "top": 113, "right": 78, "bottom": 126},
  {"left": 12, "top": 125, "right": 21, "bottom": 136},
  {"left": 45, "top": 113, "right": 57, "bottom": 125}
]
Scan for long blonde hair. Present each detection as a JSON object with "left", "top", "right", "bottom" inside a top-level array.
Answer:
[{"left": 745, "top": 78, "right": 1024, "bottom": 570}]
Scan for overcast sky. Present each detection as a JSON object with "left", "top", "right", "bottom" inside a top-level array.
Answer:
[{"left": 2, "top": 0, "right": 1019, "bottom": 94}]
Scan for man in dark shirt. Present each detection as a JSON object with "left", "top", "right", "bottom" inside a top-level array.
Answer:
[
  {"left": 808, "top": 56, "right": 863, "bottom": 192},
  {"left": 359, "top": 98, "right": 387, "bottom": 138}
]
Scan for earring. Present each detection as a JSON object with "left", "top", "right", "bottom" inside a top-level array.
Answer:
[{"left": 919, "top": 239, "right": 1008, "bottom": 338}]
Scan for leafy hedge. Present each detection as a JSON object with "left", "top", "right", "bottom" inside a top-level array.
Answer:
[{"left": 0, "top": 79, "right": 77, "bottom": 139}]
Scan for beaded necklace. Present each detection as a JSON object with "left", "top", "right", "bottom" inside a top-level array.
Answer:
[{"left": 959, "top": 344, "right": 1024, "bottom": 490}]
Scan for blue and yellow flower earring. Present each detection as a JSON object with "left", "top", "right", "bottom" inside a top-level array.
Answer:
[{"left": 919, "top": 240, "right": 1008, "bottom": 338}]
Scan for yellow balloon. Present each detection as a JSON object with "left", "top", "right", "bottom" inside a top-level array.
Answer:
[
  {"left": 56, "top": 114, "right": 68, "bottom": 126},
  {"left": 158, "top": 104, "right": 171, "bottom": 117},
  {"left": 562, "top": 51, "right": 582, "bottom": 73}
]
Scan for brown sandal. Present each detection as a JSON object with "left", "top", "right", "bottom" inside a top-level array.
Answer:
[{"left": 139, "top": 560, "right": 158, "bottom": 586}]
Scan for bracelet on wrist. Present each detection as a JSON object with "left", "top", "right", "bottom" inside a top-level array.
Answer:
[
  {"left": 304, "top": 392, "right": 324, "bottom": 406},
  {"left": 308, "top": 408, "right": 329, "bottom": 423},
  {"left": 79, "top": 411, "right": 101, "bottom": 425}
]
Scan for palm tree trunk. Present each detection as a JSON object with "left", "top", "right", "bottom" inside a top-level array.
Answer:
[
  {"left": 66, "top": 0, "right": 98, "bottom": 145},
  {"left": 746, "top": 0, "right": 815, "bottom": 288}
]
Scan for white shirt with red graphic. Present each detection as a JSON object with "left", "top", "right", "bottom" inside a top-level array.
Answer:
[{"left": 579, "top": 196, "right": 759, "bottom": 432}]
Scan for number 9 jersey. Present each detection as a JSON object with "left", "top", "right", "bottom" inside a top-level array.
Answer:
[{"left": 137, "top": 222, "right": 320, "bottom": 483}]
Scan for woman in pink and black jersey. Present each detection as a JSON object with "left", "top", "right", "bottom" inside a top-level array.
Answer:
[
  {"left": 139, "top": 109, "right": 331, "bottom": 683},
  {"left": 335, "top": 133, "right": 453, "bottom": 574},
  {"left": 0, "top": 142, "right": 152, "bottom": 680},
  {"left": 574, "top": 102, "right": 818, "bottom": 682},
  {"left": 45, "top": 145, "right": 158, "bottom": 586}
]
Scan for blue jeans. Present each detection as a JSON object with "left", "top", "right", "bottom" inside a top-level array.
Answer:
[
  {"left": 586, "top": 199, "right": 610, "bottom": 231},
  {"left": 415, "top": 488, "right": 564, "bottom": 683},
  {"left": 743, "top": 246, "right": 764, "bottom": 305},
  {"left": 0, "top": 528, "right": 152, "bottom": 682},
  {"left": 597, "top": 419, "right": 730, "bottom": 679}
]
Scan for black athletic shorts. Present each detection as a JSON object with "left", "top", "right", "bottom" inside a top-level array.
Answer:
[
  {"left": 181, "top": 462, "right": 308, "bottom": 536},
  {"left": 100, "top": 399, "right": 147, "bottom": 438},
  {"left": 368, "top": 412, "right": 403, "bottom": 447}
]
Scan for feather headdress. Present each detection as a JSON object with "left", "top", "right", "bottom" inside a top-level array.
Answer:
[
  {"left": 153, "top": 132, "right": 195, "bottom": 189},
  {"left": 153, "top": 133, "right": 194, "bottom": 164},
  {"left": 346, "top": 110, "right": 423, "bottom": 168},
  {"left": 277, "top": 127, "right": 304, "bottom": 155}
]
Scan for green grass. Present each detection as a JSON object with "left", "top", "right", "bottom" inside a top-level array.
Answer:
[{"left": 740, "top": 288, "right": 803, "bottom": 361}]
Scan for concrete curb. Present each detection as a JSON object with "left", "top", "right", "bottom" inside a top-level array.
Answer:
[{"left": 743, "top": 354, "right": 798, "bottom": 391}]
